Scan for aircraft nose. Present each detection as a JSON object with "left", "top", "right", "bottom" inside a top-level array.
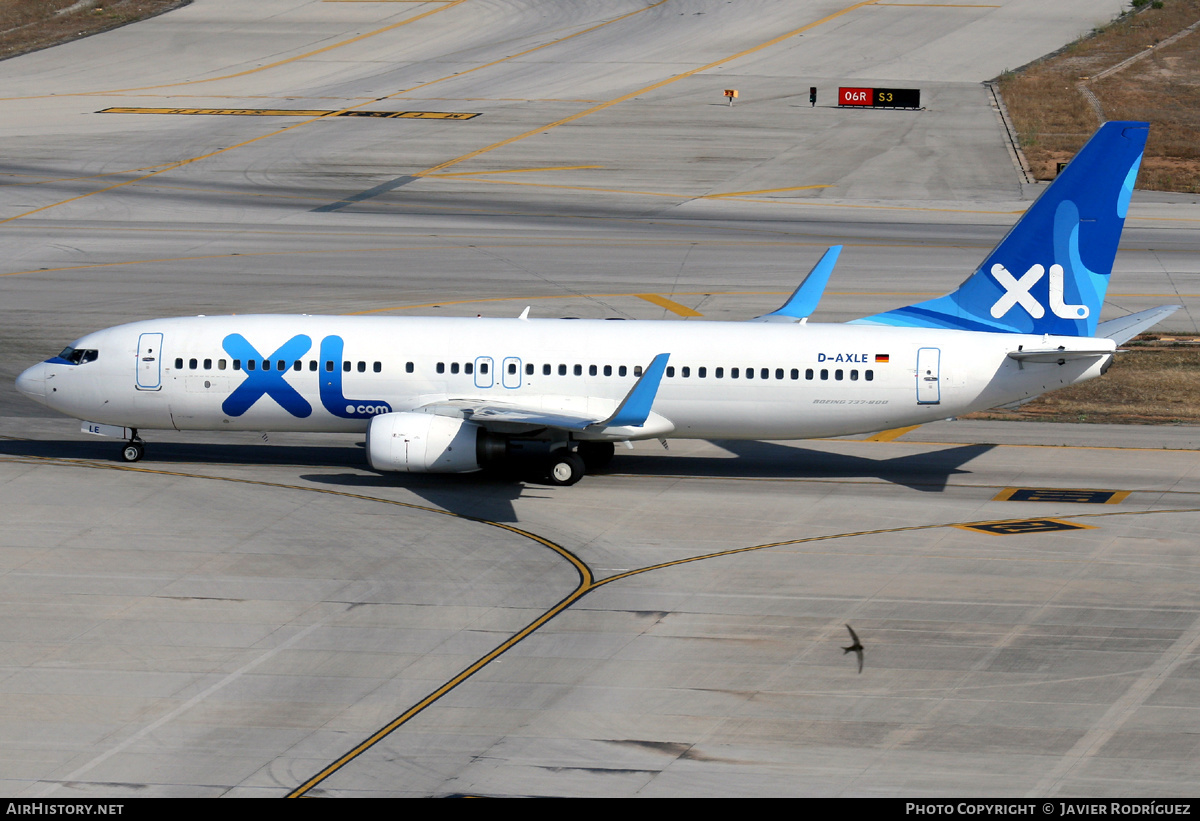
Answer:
[{"left": 15, "top": 363, "right": 46, "bottom": 400}]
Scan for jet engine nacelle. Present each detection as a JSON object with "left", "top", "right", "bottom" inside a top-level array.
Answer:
[{"left": 366, "top": 411, "right": 505, "bottom": 473}]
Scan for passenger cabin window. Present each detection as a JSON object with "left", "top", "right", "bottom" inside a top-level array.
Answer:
[
  {"left": 436, "top": 362, "right": 445, "bottom": 374},
  {"left": 373, "top": 362, "right": 381, "bottom": 373},
  {"left": 450, "top": 362, "right": 460, "bottom": 375},
  {"left": 175, "top": 358, "right": 184, "bottom": 369},
  {"left": 406, "top": 362, "right": 414, "bottom": 373},
  {"left": 343, "top": 361, "right": 351, "bottom": 372}
]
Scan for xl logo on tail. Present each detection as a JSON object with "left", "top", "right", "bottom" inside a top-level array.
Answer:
[{"left": 989, "top": 263, "right": 1089, "bottom": 320}]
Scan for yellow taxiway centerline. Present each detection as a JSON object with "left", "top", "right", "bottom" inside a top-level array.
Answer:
[{"left": 635, "top": 294, "right": 705, "bottom": 317}]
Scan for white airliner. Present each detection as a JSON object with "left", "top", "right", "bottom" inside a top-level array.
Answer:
[{"left": 15, "top": 122, "right": 1177, "bottom": 485}]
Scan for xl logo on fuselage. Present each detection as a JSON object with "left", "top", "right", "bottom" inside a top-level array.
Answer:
[
  {"left": 221, "top": 333, "right": 392, "bottom": 419},
  {"left": 990, "top": 263, "right": 1089, "bottom": 320}
]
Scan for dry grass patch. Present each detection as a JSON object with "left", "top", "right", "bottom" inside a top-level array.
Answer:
[
  {"left": 0, "top": 0, "right": 188, "bottom": 62},
  {"left": 998, "top": 0, "right": 1200, "bottom": 192},
  {"left": 966, "top": 336, "right": 1200, "bottom": 424}
]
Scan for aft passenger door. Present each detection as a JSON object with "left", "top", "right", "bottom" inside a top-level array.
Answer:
[
  {"left": 136, "top": 332, "right": 163, "bottom": 391},
  {"left": 916, "top": 347, "right": 940, "bottom": 404}
]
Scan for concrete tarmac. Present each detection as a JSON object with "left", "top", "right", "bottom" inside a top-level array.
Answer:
[{"left": 0, "top": 0, "right": 1198, "bottom": 798}]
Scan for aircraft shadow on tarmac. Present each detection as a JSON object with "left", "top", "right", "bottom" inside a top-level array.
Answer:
[
  {"left": 314, "top": 440, "right": 995, "bottom": 521},
  {"left": 697, "top": 440, "right": 993, "bottom": 491},
  {"left": 0, "top": 437, "right": 993, "bottom": 523},
  {"left": 297, "top": 441, "right": 994, "bottom": 522}
]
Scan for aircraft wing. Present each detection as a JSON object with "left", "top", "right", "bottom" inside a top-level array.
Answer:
[
  {"left": 415, "top": 353, "right": 673, "bottom": 437},
  {"left": 417, "top": 400, "right": 601, "bottom": 431}
]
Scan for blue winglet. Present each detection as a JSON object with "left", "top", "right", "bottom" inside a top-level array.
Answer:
[
  {"left": 753, "top": 245, "right": 842, "bottom": 322},
  {"left": 600, "top": 353, "right": 670, "bottom": 428}
]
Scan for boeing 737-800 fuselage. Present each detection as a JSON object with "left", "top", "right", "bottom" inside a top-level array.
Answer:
[
  {"left": 18, "top": 314, "right": 1112, "bottom": 439},
  {"left": 14, "top": 122, "right": 1177, "bottom": 484}
]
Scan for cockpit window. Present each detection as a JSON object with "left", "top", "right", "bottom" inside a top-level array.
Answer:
[{"left": 57, "top": 347, "right": 99, "bottom": 365}]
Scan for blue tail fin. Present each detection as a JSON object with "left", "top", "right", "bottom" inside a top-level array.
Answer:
[{"left": 854, "top": 121, "right": 1147, "bottom": 337}]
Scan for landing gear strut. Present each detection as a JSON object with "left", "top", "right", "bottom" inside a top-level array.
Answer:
[
  {"left": 120, "top": 430, "right": 144, "bottom": 463},
  {"left": 577, "top": 441, "right": 615, "bottom": 472}
]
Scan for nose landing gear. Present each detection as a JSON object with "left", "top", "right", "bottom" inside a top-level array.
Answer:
[{"left": 120, "top": 430, "right": 144, "bottom": 463}]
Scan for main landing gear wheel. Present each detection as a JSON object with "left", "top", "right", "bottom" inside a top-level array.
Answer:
[
  {"left": 121, "top": 441, "right": 144, "bottom": 463},
  {"left": 546, "top": 451, "right": 585, "bottom": 486}
]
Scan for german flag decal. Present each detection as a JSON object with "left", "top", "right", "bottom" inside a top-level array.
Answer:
[{"left": 874, "top": 354, "right": 890, "bottom": 363}]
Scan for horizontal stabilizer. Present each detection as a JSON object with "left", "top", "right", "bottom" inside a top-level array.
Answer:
[
  {"left": 1097, "top": 305, "right": 1180, "bottom": 345},
  {"left": 752, "top": 246, "right": 841, "bottom": 322},
  {"left": 1007, "top": 347, "right": 1113, "bottom": 364}
]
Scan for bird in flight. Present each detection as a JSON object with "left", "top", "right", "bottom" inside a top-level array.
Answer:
[{"left": 843, "top": 624, "right": 864, "bottom": 673}]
